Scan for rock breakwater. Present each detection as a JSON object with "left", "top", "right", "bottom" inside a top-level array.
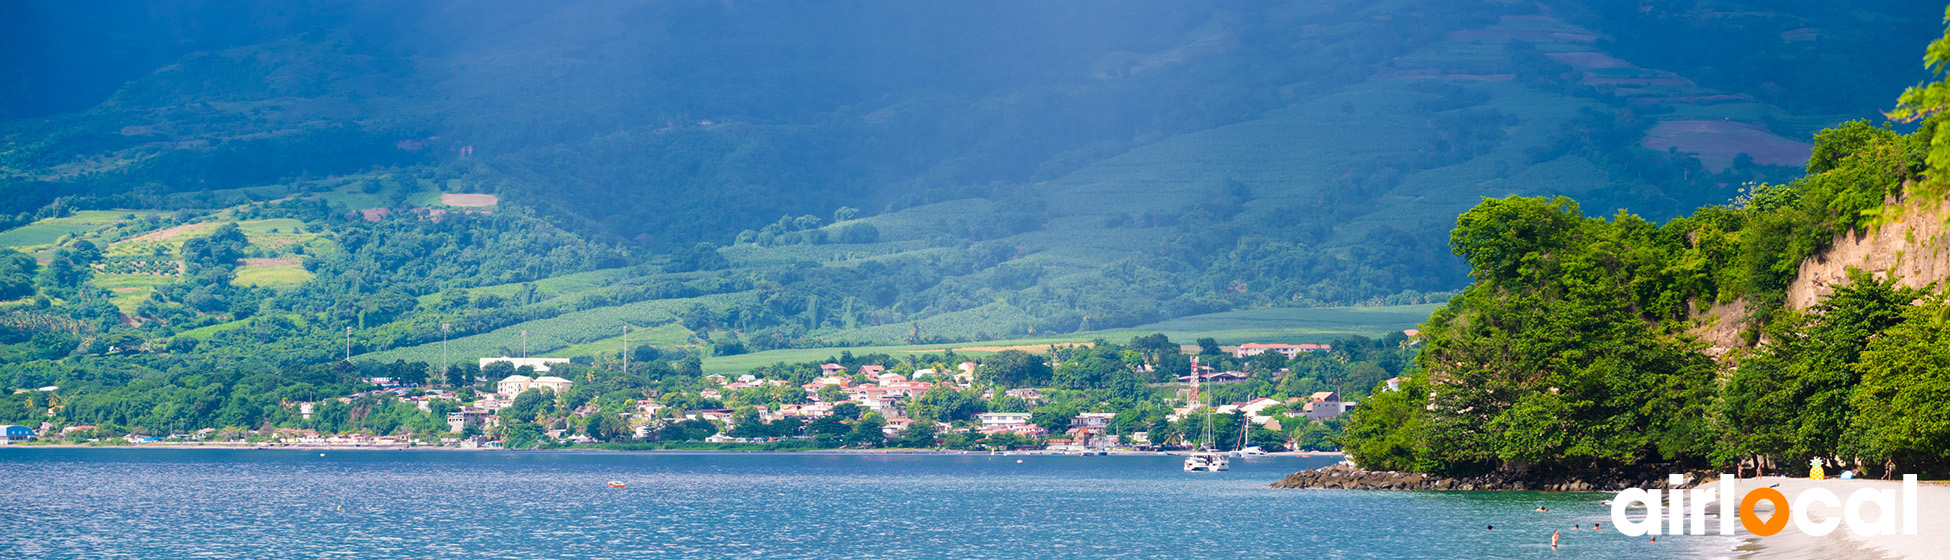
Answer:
[{"left": 1270, "top": 463, "right": 1720, "bottom": 492}]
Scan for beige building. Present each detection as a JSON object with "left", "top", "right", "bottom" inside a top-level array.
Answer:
[{"left": 497, "top": 374, "right": 573, "bottom": 396}]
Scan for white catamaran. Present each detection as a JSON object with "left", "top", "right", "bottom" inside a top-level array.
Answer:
[{"left": 1184, "top": 356, "right": 1230, "bottom": 472}]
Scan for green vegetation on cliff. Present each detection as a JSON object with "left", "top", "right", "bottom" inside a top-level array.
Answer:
[{"left": 1344, "top": 19, "right": 1950, "bottom": 474}]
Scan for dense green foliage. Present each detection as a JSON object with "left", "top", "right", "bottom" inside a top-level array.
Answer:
[{"left": 1343, "top": 113, "right": 1950, "bottom": 477}]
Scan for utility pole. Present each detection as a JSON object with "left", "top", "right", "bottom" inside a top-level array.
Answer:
[
  {"left": 622, "top": 324, "right": 629, "bottom": 374},
  {"left": 344, "top": 326, "right": 352, "bottom": 361},
  {"left": 521, "top": 330, "right": 528, "bottom": 358}
]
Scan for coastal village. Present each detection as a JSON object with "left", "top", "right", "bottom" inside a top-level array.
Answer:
[{"left": 2, "top": 337, "right": 1405, "bottom": 453}]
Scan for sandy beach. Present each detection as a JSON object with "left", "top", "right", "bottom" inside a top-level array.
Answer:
[{"left": 1737, "top": 476, "right": 1948, "bottom": 560}]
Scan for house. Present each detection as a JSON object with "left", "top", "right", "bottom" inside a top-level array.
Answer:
[
  {"left": 479, "top": 356, "right": 571, "bottom": 373},
  {"left": 883, "top": 418, "right": 916, "bottom": 436},
  {"left": 1233, "top": 343, "right": 1331, "bottom": 360},
  {"left": 1004, "top": 388, "right": 1043, "bottom": 403},
  {"left": 690, "top": 409, "right": 735, "bottom": 423},
  {"left": 476, "top": 395, "right": 515, "bottom": 410},
  {"left": 704, "top": 374, "right": 729, "bottom": 385},
  {"left": 447, "top": 408, "right": 491, "bottom": 432},
  {"left": 846, "top": 384, "right": 888, "bottom": 402},
  {"left": 779, "top": 402, "right": 834, "bottom": 418},
  {"left": 700, "top": 389, "right": 721, "bottom": 399},
  {"left": 533, "top": 376, "right": 573, "bottom": 393},
  {"left": 1070, "top": 412, "right": 1116, "bottom": 430},
  {"left": 0, "top": 425, "right": 37, "bottom": 444},
  {"left": 496, "top": 375, "right": 534, "bottom": 395},
  {"left": 634, "top": 401, "right": 667, "bottom": 419},
  {"left": 995, "top": 424, "right": 1048, "bottom": 438},
  {"left": 859, "top": 365, "right": 886, "bottom": 376},
  {"left": 1383, "top": 377, "right": 1403, "bottom": 392},
  {"left": 820, "top": 363, "right": 848, "bottom": 375},
  {"left": 1237, "top": 397, "right": 1282, "bottom": 417},
  {"left": 978, "top": 412, "right": 1033, "bottom": 431},
  {"left": 1304, "top": 391, "right": 1346, "bottom": 420}
]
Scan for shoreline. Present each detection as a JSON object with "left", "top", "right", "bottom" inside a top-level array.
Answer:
[
  {"left": 1273, "top": 463, "right": 1946, "bottom": 559},
  {"left": 1739, "top": 476, "right": 1948, "bottom": 560},
  {"left": 1, "top": 443, "right": 1344, "bottom": 457}
]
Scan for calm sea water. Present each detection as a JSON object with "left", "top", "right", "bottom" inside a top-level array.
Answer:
[{"left": 0, "top": 448, "right": 1742, "bottom": 559}]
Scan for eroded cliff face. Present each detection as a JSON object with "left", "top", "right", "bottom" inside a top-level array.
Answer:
[
  {"left": 1786, "top": 197, "right": 1950, "bottom": 309},
  {"left": 1692, "top": 195, "right": 1950, "bottom": 361}
]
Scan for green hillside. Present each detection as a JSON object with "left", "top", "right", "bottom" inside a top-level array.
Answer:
[{"left": 0, "top": 0, "right": 1937, "bottom": 386}]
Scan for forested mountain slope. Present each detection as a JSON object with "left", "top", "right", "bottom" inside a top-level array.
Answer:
[{"left": 0, "top": 0, "right": 1939, "bottom": 372}]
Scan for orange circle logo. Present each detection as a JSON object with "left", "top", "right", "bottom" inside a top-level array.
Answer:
[{"left": 1740, "top": 488, "right": 1791, "bottom": 536}]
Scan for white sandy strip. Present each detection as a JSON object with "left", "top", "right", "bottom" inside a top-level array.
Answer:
[{"left": 1738, "top": 476, "right": 1948, "bottom": 560}]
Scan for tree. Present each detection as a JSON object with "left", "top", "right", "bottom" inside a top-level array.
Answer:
[
  {"left": 845, "top": 413, "right": 887, "bottom": 447},
  {"left": 504, "top": 389, "right": 554, "bottom": 423},
  {"left": 808, "top": 414, "right": 849, "bottom": 441},
  {"left": 1889, "top": 6, "right": 1950, "bottom": 200},
  {"left": 1342, "top": 376, "right": 1426, "bottom": 468},
  {"left": 977, "top": 350, "right": 1050, "bottom": 387},
  {"left": 909, "top": 386, "right": 984, "bottom": 423},
  {"left": 1029, "top": 404, "right": 1075, "bottom": 433},
  {"left": 727, "top": 407, "right": 768, "bottom": 438},
  {"left": 0, "top": 248, "right": 37, "bottom": 300},
  {"left": 1196, "top": 338, "right": 1222, "bottom": 356},
  {"left": 446, "top": 362, "right": 479, "bottom": 387},
  {"left": 1147, "top": 416, "right": 1178, "bottom": 448},
  {"left": 817, "top": 384, "right": 844, "bottom": 403},
  {"left": 830, "top": 402, "right": 863, "bottom": 419},
  {"left": 1718, "top": 273, "right": 1920, "bottom": 472},
  {"left": 1845, "top": 298, "right": 1950, "bottom": 477},
  {"left": 481, "top": 361, "right": 516, "bottom": 385},
  {"left": 891, "top": 420, "right": 938, "bottom": 448},
  {"left": 30, "top": 332, "right": 79, "bottom": 360}
]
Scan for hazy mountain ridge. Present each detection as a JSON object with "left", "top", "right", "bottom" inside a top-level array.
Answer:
[{"left": 0, "top": 0, "right": 1939, "bottom": 367}]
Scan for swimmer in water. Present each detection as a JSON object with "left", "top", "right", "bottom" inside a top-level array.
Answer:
[
  {"left": 1536, "top": 506, "right": 1548, "bottom": 513},
  {"left": 1552, "top": 530, "right": 1560, "bottom": 550},
  {"left": 1487, "top": 525, "right": 1494, "bottom": 531}
]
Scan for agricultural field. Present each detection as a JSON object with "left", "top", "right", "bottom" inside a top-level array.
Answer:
[
  {"left": 1120, "top": 304, "right": 1441, "bottom": 343},
  {"left": 550, "top": 321, "right": 696, "bottom": 360},
  {"left": 0, "top": 210, "right": 165, "bottom": 250},
  {"left": 361, "top": 292, "right": 757, "bottom": 364},
  {"left": 811, "top": 301, "right": 1043, "bottom": 345},
  {"left": 232, "top": 262, "right": 314, "bottom": 288},
  {"left": 702, "top": 303, "right": 1439, "bottom": 374},
  {"left": 93, "top": 273, "right": 177, "bottom": 314}
]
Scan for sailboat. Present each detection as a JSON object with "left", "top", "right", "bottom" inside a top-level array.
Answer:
[
  {"left": 1184, "top": 357, "right": 1230, "bottom": 472},
  {"left": 1230, "top": 398, "right": 1265, "bottom": 457}
]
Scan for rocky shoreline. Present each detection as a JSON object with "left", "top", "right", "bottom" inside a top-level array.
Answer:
[{"left": 1270, "top": 463, "right": 1721, "bottom": 492}]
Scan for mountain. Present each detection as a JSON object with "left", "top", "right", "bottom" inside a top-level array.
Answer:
[{"left": 0, "top": 0, "right": 1940, "bottom": 371}]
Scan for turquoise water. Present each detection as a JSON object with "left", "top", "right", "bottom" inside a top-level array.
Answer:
[{"left": 0, "top": 449, "right": 1740, "bottom": 559}]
